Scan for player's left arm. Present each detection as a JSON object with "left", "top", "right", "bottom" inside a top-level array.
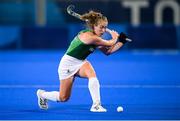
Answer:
[{"left": 98, "top": 42, "right": 123, "bottom": 55}]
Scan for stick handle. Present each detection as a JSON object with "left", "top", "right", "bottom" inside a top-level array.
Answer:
[
  {"left": 125, "top": 38, "right": 132, "bottom": 42},
  {"left": 106, "top": 28, "right": 132, "bottom": 42}
]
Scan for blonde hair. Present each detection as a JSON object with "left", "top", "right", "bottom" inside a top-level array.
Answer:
[{"left": 80, "top": 10, "right": 108, "bottom": 29}]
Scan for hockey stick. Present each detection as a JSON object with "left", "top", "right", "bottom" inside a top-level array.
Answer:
[
  {"left": 67, "top": 5, "right": 88, "bottom": 22},
  {"left": 67, "top": 5, "right": 132, "bottom": 42}
]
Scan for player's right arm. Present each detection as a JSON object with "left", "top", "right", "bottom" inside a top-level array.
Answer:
[{"left": 90, "top": 30, "right": 119, "bottom": 47}]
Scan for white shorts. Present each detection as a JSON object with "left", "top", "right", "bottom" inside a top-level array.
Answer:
[{"left": 58, "top": 54, "right": 86, "bottom": 80}]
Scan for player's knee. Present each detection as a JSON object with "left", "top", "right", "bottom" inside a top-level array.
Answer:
[
  {"left": 59, "top": 95, "right": 70, "bottom": 102},
  {"left": 88, "top": 72, "right": 96, "bottom": 78}
]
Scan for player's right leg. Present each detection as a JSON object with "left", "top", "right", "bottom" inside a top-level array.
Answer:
[
  {"left": 37, "top": 76, "right": 74, "bottom": 109},
  {"left": 37, "top": 89, "right": 48, "bottom": 109}
]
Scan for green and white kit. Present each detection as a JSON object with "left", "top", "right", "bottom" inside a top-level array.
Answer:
[{"left": 58, "top": 30, "right": 96, "bottom": 80}]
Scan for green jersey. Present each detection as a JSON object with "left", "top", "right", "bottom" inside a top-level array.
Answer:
[{"left": 66, "top": 30, "right": 96, "bottom": 60}]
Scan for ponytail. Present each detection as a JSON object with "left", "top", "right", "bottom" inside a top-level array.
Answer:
[{"left": 81, "top": 11, "right": 107, "bottom": 29}]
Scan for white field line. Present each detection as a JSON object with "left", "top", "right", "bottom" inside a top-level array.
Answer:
[{"left": 0, "top": 85, "right": 179, "bottom": 89}]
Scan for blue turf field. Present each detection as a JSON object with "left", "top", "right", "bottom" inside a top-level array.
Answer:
[{"left": 0, "top": 50, "right": 180, "bottom": 120}]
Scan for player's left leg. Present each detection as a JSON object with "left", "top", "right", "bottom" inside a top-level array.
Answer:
[{"left": 76, "top": 61, "right": 107, "bottom": 112}]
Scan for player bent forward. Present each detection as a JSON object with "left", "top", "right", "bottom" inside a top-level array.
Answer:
[{"left": 37, "top": 10, "right": 130, "bottom": 112}]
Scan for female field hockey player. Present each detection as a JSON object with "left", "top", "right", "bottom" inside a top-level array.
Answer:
[{"left": 37, "top": 10, "right": 129, "bottom": 112}]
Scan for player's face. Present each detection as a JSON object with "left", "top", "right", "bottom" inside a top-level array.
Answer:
[{"left": 94, "top": 20, "right": 108, "bottom": 36}]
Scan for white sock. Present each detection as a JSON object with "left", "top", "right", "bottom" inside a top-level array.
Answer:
[
  {"left": 41, "top": 91, "right": 60, "bottom": 102},
  {"left": 88, "top": 77, "right": 101, "bottom": 104}
]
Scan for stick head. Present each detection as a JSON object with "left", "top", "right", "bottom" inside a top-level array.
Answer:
[
  {"left": 67, "top": 4, "right": 88, "bottom": 22},
  {"left": 67, "top": 5, "right": 75, "bottom": 15}
]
